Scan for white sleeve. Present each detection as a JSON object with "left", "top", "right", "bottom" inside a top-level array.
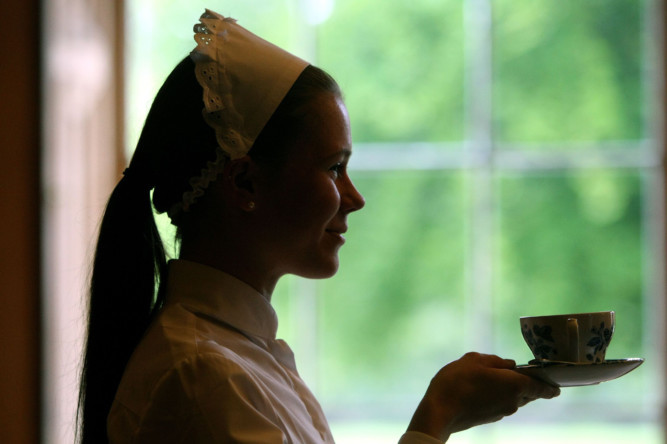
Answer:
[{"left": 398, "top": 431, "right": 444, "bottom": 444}]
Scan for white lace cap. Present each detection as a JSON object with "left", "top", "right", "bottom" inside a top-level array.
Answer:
[{"left": 170, "top": 9, "right": 309, "bottom": 220}]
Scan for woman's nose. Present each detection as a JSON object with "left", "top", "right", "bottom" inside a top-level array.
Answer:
[{"left": 341, "top": 175, "right": 365, "bottom": 213}]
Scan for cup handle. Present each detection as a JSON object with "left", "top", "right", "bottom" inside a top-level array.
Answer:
[{"left": 567, "top": 318, "right": 579, "bottom": 362}]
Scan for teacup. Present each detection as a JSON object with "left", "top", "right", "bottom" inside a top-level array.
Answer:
[{"left": 520, "top": 311, "right": 615, "bottom": 364}]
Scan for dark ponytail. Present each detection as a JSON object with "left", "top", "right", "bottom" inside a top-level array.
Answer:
[
  {"left": 77, "top": 179, "right": 167, "bottom": 444},
  {"left": 77, "top": 56, "right": 217, "bottom": 444}
]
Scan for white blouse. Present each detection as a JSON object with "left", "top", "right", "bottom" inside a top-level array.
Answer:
[{"left": 107, "top": 259, "right": 440, "bottom": 444}]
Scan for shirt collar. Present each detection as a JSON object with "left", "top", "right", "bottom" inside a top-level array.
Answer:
[{"left": 165, "top": 259, "right": 278, "bottom": 340}]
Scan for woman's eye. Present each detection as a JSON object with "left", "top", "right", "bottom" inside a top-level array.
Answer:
[{"left": 330, "top": 163, "right": 344, "bottom": 178}]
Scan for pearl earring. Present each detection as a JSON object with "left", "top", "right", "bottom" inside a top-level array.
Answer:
[{"left": 247, "top": 201, "right": 255, "bottom": 210}]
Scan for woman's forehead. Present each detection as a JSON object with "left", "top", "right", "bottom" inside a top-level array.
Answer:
[{"left": 289, "top": 95, "right": 351, "bottom": 158}]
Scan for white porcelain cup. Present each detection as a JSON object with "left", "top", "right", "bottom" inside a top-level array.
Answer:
[{"left": 520, "top": 311, "right": 615, "bottom": 363}]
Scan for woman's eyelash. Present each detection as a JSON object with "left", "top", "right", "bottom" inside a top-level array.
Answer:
[{"left": 330, "top": 163, "right": 345, "bottom": 175}]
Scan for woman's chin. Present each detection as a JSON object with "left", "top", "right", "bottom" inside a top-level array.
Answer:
[{"left": 296, "top": 257, "right": 340, "bottom": 280}]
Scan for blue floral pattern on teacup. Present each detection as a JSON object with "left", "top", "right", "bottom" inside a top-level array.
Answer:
[
  {"left": 521, "top": 324, "right": 558, "bottom": 360},
  {"left": 586, "top": 321, "right": 613, "bottom": 363},
  {"left": 521, "top": 321, "right": 613, "bottom": 363}
]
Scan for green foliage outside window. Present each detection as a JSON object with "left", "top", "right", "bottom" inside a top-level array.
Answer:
[{"left": 494, "top": 0, "right": 642, "bottom": 143}]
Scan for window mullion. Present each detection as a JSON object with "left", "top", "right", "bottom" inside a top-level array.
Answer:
[{"left": 463, "top": 0, "right": 496, "bottom": 354}]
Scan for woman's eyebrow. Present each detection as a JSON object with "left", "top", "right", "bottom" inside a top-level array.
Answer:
[{"left": 323, "top": 149, "right": 352, "bottom": 162}]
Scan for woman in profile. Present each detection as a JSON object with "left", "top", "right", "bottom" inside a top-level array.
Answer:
[{"left": 78, "top": 9, "right": 558, "bottom": 444}]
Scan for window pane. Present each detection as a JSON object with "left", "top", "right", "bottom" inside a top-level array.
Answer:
[
  {"left": 318, "top": 0, "right": 465, "bottom": 143},
  {"left": 493, "top": 0, "right": 643, "bottom": 143},
  {"left": 494, "top": 171, "right": 656, "bottom": 420}
]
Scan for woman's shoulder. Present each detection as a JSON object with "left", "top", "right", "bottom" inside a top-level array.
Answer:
[
  {"left": 125, "top": 305, "right": 250, "bottom": 382},
  {"left": 108, "top": 347, "right": 272, "bottom": 442},
  {"left": 112, "top": 334, "right": 258, "bottom": 419}
]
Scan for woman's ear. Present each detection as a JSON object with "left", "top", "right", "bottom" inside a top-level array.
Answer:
[{"left": 223, "top": 156, "right": 258, "bottom": 211}]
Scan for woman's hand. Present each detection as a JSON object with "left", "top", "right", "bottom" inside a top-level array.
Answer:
[{"left": 406, "top": 352, "right": 560, "bottom": 442}]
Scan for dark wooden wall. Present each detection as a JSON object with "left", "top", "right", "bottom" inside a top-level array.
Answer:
[{"left": 0, "top": 0, "right": 43, "bottom": 442}]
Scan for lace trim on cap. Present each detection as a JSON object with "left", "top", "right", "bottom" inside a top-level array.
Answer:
[
  {"left": 192, "top": 10, "right": 253, "bottom": 160},
  {"left": 168, "top": 10, "right": 253, "bottom": 222}
]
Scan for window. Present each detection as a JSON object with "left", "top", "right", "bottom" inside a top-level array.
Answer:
[{"left": 126, "top": 1, "right": 663, "bottom": 442}]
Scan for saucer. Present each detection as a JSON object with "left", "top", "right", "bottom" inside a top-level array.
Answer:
[{"left": 514, "top": 358, "right": 644, "bottom": 387}]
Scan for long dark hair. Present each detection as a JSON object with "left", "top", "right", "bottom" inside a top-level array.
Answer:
[{"left": 77, "top": 57, "right": 340, "bottom": 443}]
